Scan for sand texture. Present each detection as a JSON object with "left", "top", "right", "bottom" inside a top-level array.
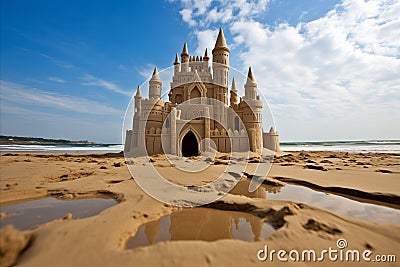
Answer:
[{"left": 0, "top": 151, "right": 399, "bottom": 266}]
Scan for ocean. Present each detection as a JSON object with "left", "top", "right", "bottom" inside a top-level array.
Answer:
[
  {"left": 280, "top": 140, "right": 400, "bottom": 153},
  {"left": 0, "top": 144, "right": 124, "bottom": 153},
  {"left": 1, "top": 140, "right": 399, "bottom": 153}
]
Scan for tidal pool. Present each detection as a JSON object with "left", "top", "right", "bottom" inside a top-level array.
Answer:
[
  {"left": 0, "top": 197, "right": 117, "bottom": 230},
  {"left": 231, "top": 179, "right": 400, "bottom": 225},
  {"left": 126, "top": 207, "right": 274, "bottom": 249},
  {"left": 267, "top": 184, "right": 400, "bottom": 224}
]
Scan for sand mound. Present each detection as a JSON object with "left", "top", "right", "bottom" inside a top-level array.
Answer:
[{"left": 0, "top": 225, "right": 31, "bottom": 267}]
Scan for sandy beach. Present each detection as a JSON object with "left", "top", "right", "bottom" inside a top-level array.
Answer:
[{"left": 0, "top": 151, "right": 399, "bottom": 266}]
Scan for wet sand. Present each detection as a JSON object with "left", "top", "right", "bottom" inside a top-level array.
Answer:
[{"left": 0, "top": 151, "right": 399, "bottom": 266}]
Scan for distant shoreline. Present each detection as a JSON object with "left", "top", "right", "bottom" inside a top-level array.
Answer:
[{"left": 0, "top": 135, "right": 96, "bottom": 145}]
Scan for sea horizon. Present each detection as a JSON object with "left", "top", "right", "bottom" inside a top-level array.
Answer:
[{"left": 1, "top": 139, "right": 399, "bottom": 153}]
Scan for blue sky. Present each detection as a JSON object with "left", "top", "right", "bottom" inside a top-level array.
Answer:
[{"left": 1, "top": 0, "right": 399, "bottom": 143}]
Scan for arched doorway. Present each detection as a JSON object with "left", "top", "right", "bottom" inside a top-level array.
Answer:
[{"left": 181, "top": 131, "right": 198, "bottom": 157}]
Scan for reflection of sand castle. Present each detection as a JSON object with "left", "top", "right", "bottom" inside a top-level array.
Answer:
[
  {"left": 230, "top": 179, "right": 267, "bottom": 199},
  {"left": 125, "top": 28, "right": 280, "bottom": 156},
  {"left": 142, "top": 208, "right": 268, "bottom": 242}
]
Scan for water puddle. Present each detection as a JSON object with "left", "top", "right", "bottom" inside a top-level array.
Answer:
[
  {"left": 0, "top": 197, "right": 117, "bottom": 230},
  {"left": 231, "top": 179, "right": 400, "bottom": 225},
  {"left": 126, "top": 207, "right": 274, "bottom": 249},
  {"left": 267, "top": 184, "right": 400, "bottom": 224}
]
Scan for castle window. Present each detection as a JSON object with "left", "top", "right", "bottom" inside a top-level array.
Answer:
[
  {"left": 175, "top": 94, "right": 183, "bottom": 104},
  {"left": 235, "top": 117, "right": 239, "bottom": 131},
  {"left": 190, "top": 88, "right": 201, "bottom": 99}
]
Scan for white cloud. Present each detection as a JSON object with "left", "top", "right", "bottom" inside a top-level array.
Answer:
[
  {"left": 173, "top": 0, "right": 269, "bottom": 27},
  {"left": 203, "top": 7, "right": 233, "bottom": 25},
  {"left": 48, "top": 77, "right": 66, "bottom": 83},
  {"left": 170, "top": 0, "right": 400, "bottom": 140},
  {"left": 171, "top": 0, "right": 213, "bottom": 27},
  {"left": 179, "top": 9, "right": 197, "bottom": 26},
  {"left": 81, "top": 74, "right": 131, "bottom": 96},
  {"left": 40, "top": 53, "right": 75, "bottom": 69},
  {"left": 194, "top": 29, "right": 219, "bottom": 55},
  {"left": 193, "top": 0, "right": 213, "bottom": 16},
  {"left": 304, "top": 0, "right": 400, "bottom": 57},
  {"left": 1, "top": 80, "right": 123, "bottom": 115},
  {"left": 228, "top": 0, "right": 400, "bottom": 140},
  {"left": 118, "top": 64, "right": 128, "bottom": 71}
]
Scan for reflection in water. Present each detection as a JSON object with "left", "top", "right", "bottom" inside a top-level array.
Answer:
[
  {"left": 266, "top": 184, "right": 400, "bottom": 225},
  {"left": 0, "top": 197, "right": 117, "bottom": 230},
  {"left": 230, "top": 179, "right": 267, "bottom": 198},
  {"left": 230, "top": 179, "right": 400, "bottom": 225},
  {"left": 126, "top": 208, "right": 275, "bottom": 249},
  {"left": 230, "top": 178, "right": 282, "bottom": 198}
]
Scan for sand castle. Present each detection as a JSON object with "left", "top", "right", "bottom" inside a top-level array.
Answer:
[{"left": 125, "top": 28, "right": 279, "bottom": 156}]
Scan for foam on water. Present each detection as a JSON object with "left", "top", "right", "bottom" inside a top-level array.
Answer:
[
  {"left": 1, "top": 140, "right": 399, "bottom": 153},
  {"left": 0, "top": 144, "right": 124, "bottom": 153},
  {"left": 280, "top": 140, "right": 400, "bottom": 153}
]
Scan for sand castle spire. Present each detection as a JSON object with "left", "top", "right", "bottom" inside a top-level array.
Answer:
[
  {"left": 134, "top": 85, "right": 142, "bottom": 114},
  {"left": 230, "top": 77, "right": 239, "bottom": 105},
  {"left": 151, "top": 67, "right": 161, "bottom": 81},
  {"left": 244, "top": 67, "right": 258, "bottom": 100},
  {"left": 214, "top": 28, "right": 228, "bottom": 48},
  {"left": 247, "top": 67, "right": 255, "bottom": 82},
  {"left": 174, "top": 53, "right": 180, "bottom": 65},
  {"left": 135, "top": 85, "right": 142, "bottom": 97},
  {"left": 181, "top": 42, "right": 190, "bottom": 65},
  {"left": 182, "top": 42, "right": 189, "bottom": 55},
  {"left": 231, "top": 77, "right": 237, "bottom": 92},
  {"left": 174, "top": 53, "right": 180, "bottom": 75},
  {"left": 149, "top": 67, "right": 162, "bottom": 99},
  {"left": 203, "top": 48, "right": 209, "bottom": 61}
]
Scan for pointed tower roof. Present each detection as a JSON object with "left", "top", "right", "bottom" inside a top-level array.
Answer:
[
  {"left": 181, "top": 42, "right": 189, "bottom": 56},
  {"left": 214, "top": 28, "right": 228, "bottom": 48},
  {"left": 150, "top": 67, "right": 161, "bottom": 82},
  {"left": 174, "top": 53, "right": 180, "bottom": 65},
  {"left": 247, "top": 67, "right": 255, "bottom": 82},
  {"left": 204, "top": 48, "right": 209, "bottom": 58},
  {"left": 269, "top": 127, "right": 275, "bottom": 134},
  {"left": 230, "top": 77, "right": 239, "bottom": 105},
  {"left": 135, "top": 85, "right": 142, "bottom": 97},
  {"left": 231, "top": 77, "right": 237, "bottom": 92}
]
